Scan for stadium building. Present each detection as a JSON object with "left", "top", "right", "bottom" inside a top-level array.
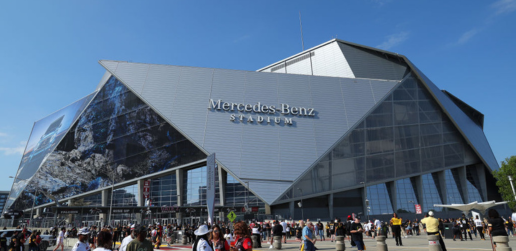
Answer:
[{"left": 4, "top": 39, "right": 504, "bottom": 227}]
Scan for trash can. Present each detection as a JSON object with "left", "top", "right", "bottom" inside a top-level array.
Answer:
[{"left": 443, "top": 223, "right": 453, "bottom": 239}]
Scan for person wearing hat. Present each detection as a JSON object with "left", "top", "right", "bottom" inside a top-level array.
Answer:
[
  {"left": 421, "top": 211, "right": 447, "bottom": 251},
  {"left": 349, "top": 216, "right": 365, "bottom": 251},
  {"left": 71, "top": 227, "right": 90, "bottom": 251},
  {"left": 192, "top": 225, "right": 213, "bottom": 251},
  {"left": 119, "top": 225, "right": 136, "bottom": 251},
  {"left": 127, "top": 226, "right": 153, "bottom": 251}
]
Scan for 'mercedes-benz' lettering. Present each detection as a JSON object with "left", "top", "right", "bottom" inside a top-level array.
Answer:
[{"left": 208, "top": 99, "right": 315, "bottom": 126}]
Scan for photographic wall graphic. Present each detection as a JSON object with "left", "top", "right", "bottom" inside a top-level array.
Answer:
[{"left": 10, "top": 76, "right": 206, "bottom": 210}]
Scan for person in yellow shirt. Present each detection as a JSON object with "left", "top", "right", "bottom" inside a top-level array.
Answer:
[
  {"left": 390, "top": 213, "right": 402, "bottom": 246},
  {"left": 421, "top": 211, "right": 447, "bottom": 251}
]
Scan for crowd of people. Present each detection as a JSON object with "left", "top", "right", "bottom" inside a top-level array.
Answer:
[{"left": 4, "top": 208, "right": 515, "bottom": 251}]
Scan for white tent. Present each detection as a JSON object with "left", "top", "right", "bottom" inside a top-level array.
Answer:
[{"left": 433, "top": 201, "right": 507, "bottom": 215}]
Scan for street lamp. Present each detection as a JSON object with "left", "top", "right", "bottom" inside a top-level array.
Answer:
[
  {"left": 297, "top": 188, "right": 304, "bottom": 220},
  {"left": 508, "top": 176, "right": 516, "bottom": 202},
  {"left": 360, "top": 182, "right": 367, "bottom": 220}
]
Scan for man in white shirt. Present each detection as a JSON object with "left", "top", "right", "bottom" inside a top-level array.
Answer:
[
  {"left": 53, "top": 228, "right": 66, "bottom": 251},
  {"left": 374, "top": 219, "right": 382, "bottom": 237},
  {"left": 119, "top": 225, "right": 136, "bottom": 251},
  {"left": 281, "top": 221, "right": 288, "bottom": 244},
  {"left": 71, "top": 227, "right": 90, "bottom": 251},
  {"left": 473, "top": 216, "right": 485, "bottom": 240}
]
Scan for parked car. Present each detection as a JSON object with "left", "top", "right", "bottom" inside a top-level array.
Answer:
[{"left": 0, "top": 230, "right": 55, "bottom": 251}]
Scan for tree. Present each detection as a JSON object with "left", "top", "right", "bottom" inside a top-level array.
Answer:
[{"left": 493, "top": 156, "right": 516, "bottom": 211}]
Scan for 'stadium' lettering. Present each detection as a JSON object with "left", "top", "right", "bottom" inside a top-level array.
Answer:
[{"left": 209, "top": 99, "right": 315, "bottom": 117}]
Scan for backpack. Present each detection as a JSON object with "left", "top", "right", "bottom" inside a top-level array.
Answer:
[{"left": 345, "top": 221, "right": 352, "bottom": 235}]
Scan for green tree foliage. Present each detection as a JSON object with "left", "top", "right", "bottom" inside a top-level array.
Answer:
[{"left": 493, "top": 156, "right": 516, "bottom": 210}]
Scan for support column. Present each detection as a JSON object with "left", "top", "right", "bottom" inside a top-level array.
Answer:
[
  {"left": 289, "top": 201, "right": 295, "bottom": 220},
  {"left": 414, "top": 176, "right": 424, "bottom": 208},
  {"left": 176, "top": 169, "right": 184, "bottom": 221},
  {"left": 387, "top": 181, "right": 397, "bottom": 214},
  {"left": 476, "top": 164, "right": 488, "bottom": 201},
  {"left": 101, "top": 189, "right": 109, "bottom": 225},
  {"left": 436, "top": 171, "right": 447, "bottom": 205},
  {"left": 458, "top": 166, "right": 469, "bottom": 204},
  {"left": 219, "top": 167, "right": 226, "bottom": 207},
  {"left": 136, "top": 180, "right": 145, "bottom": 224},
  {"left": 265, "top": 204, "right": 271, "bottom": 215},
  {"left": 329, "top": 194, "right": 334, "bottom": 220},
  {"left": 66, "top": 200, "right": 74, "bottom": 224}
]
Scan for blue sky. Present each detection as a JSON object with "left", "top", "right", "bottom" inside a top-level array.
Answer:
[{"left": 0, "top": 0, "right": 515, "bottom": 191}]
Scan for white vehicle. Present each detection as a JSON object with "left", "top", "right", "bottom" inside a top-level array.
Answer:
[{"left": 0, "top": 230, "right": 54, "bottom": 251}]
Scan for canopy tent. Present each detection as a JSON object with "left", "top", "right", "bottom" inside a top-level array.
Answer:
[{"left": 434, "top": 201, "right": 507, "bottom": 215}]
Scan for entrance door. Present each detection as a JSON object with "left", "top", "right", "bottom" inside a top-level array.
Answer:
[{"left": 162, "top": 219, "right": 169, "bottom": 226}]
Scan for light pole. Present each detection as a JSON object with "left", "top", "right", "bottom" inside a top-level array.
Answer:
[
  {"left": 508, "top": 176, "right": 516, "bottom": 202},
  {"left": 244, "top": 181, "right": 249, "bottom": 212},
  {"left": 360, "top": 182, "right": 367, "bottom": 220},
  {"left": 297, "top": 188, "right": 303, "bottom": 221}
]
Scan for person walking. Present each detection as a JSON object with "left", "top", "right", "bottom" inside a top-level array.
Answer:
[
  {"left": 505, "top": 218, "right": 514, "bottom": 236},
  {"left": 374, "top": 218, "right": 382, "bottom": 237},
  {"left": 53, "top": 228, "right": 66, "bottom": 251},
  {"left": 93, "top": 231, "right": 113, "bottom": 251},
  {"left": 474, "top": 216, "right": 485, "bottom": 240},
  {"left": 250, "top": 223, "right": 261, "bottom": 248},
  {"left": 71, "top": 228, "right": 91, "bottom": 251},
  {"left": 488, "top": 209, "right": 508, "bottom": 248},
  {"left": 460, "top": 214, "right": 473, "bottom": 241},
  {"left": 281, "top": 220, "right": 288, "bottom": 244},
  {"left": 421, "top": 211, "right": 447, "bottom": 251},
  {"left": 127, "top": 226, "right": 153, "bottom": 251},
  {"left": 230, "top": 222, "right": 252, "bottom": 251},
  {"left": 209, "top": 225, "right": 230, "bottom": 251},
  {"left": 302, "top": 222, "right": 316, "bottom": 251},
  {"left": 390, "top": 213, "right": 403, "bottom": 246},
  {"left": 316, "top": 221, "right": 324, "bottom": 241},
  {"left": 119, "top": 225, "right": 135, "bottom": 251},
  {"left": 28, "top": 231, "right": 38, "bottom": 251},
  {"left": 349, "top": 217, "right": 365, "bottom": 251}
]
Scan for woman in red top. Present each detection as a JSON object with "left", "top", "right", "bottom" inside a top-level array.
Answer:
[
  {"left": 230, "top": 222, "right": 252, "bottom": 251},
  {"left": 209, "top": 225, "right": 230, "bottom": 251}
]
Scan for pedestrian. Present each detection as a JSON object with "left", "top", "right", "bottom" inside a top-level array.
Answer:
[
  {"left": 373, "top": 218, "right": 382, "bottom": 237},
  {"left": 0, "top": 233, "right": 7, "bottom": 251},
  {"left": 390, "top": 213, "right": 403, "bottom": 246},
  {"left": 349, "top": 217, "right": 365, "bottom": 251},
  {"left": 453, "top": 219, "right": 463, "bottom": 241},
  {"left": 230, "top": 222, "right": 252, "bottom": 251},
  {"left": 272, "top": 221, "right": 283, "bottom": 241},
  {"left": 89, "top": 226, "right": 97, "bottom": 250},
  {"left": 119, "top": 225, "right": 135, "bottom": 251},
  {"left": 460, "top": 214, "right": 473, "bottom": 241},
  {"left": 28, "top": 231, "right": 38, "bottom": 251},
  {"left": 71, "top": 227, "right": 90, "bottom": 251},
  {"left": 421, "top": 211, "right": 447, "bottom": 251},
  {"left": 296, "top": 221, "right": 304, "bottom": 250},
  {"left": 414, "top": 219, "right": 420, "bottom": 236},
  {"left": 127, "top": 226, "right": 153, "bottom": 251},
  {"left": 505, "top": 218, "right": 514, "bottom": 236},
  {"left": 250, "top": 222, "right": 261, "bottom": 248},
  {"left": 487, "top": 209, "right": 508, "bottom": 249},
  {"left": 329, "top": 219, "right": 336, "bottom": 242},
  {"left": 474, "top": 216, "right": 485, "bottom": 240},
  {"left": 209, "top": 225, "right": 230, "bottom": 251},
  {"left": 223, "top": 229, "right": 234, "bottom": 244},
  {"left": 302, "top": 222, "right": 316, "bottom": 251},
  {"left": 281, "top": 220, "right": 288, "bottom": 244},
  {"left": 316, "top": 221, "right": 324, "bottom": 241},
  {"left": 346, "top": 216, "right": 355, "bottom": 247},
  {"left": 53, "top": 228, "right": 66, "bottom": 251},
  {"left": 335, "top": 221, "right": 346, "bottom": 239},
  {"left": 93, "top": 230, "right": 112, "bottom": 251}
]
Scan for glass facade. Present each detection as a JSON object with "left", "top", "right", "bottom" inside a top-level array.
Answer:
[
  {"left": 112, "top": 184, "right": 138, "bottom": 207},
  {"left": 150, "top": 175, "right": 177, "bottom": 207},
  {"left": 396, "top": 178, "right": 418, "bottom": 213},
  {"left": 183, "top": 166, "right": 220, "bottom": 206},
  {"left": 367, "top": 183, "right": 394, "bottom": 215},
  {"left": 466, "top": 167, "right": 483, "bottom": 202},
  {"left": 226, "top": 174, "right": 264, "bottom": 207},
  {"left": 81, "top": 193, "right": 103, "bottom": 207},
  {"left": 10, "top": 76, "right": 206, "bottom": 210}
]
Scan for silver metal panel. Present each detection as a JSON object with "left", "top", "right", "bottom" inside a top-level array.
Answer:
[
  {"left": 370, "top": 79, "right": 399, "bottom": 103},
  {"left": 99, "top": 61, "right": 119, "bottom": 75},
  {"left": 170, "top": 67, "right": 214, "bottom": 145},
  {"left": 204, "top": 69, "right": 247, "bottom": 177},
  {"left": 140, "top": 65, "right": 182, "bottom": 120},
  {"left": 241, "top": 179, "right": 292, "bottom": 204},
  {"left": 310, "top": 76, "right": 349, "bottom": 157},
  {"left": 285, "top": 53, "right": 312, "bottom": 75},
  {"left": 95, "top": 71, "right": 112, "bottom": 91},
  {"left": 410, "top": 63, "right": 499, "bottom": 170},
  {"left": 114, "top": 62, "right": 150, "bottom": 93},
  {"left": 311, "top": 42, "right": 355, "bottom": 78},
  {"left": 341, "top": 78, "right": 376, "bottom": 130},
  {"left": 276, "top": 74, "right": 317, "bottom": 180},
  {"left": 239, "top": 72, "right": 281, "bottom": 180},
  {"left": 338, "top": 42, "right": 407, "bottom": 80}
]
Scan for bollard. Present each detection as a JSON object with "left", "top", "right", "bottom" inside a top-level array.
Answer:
[
  {"left": 252, "top": 235, "right": 260, "bottom": 248},
  {"left": 376, "top": 235, "right": 388, "bottom": 251},
  {"left": 335, "top": 236, "right": 345, "bottom": 251},
  {"left": 273, "top": 235, "right": 282, "bottom": 249},
  {"left": 493, "top": 236, "right": 512, "bottom": 251},
  {"left": 428, "top": 235, "right": 442, "bottom": 251},
  {"left": 182, "top": 235, "right": 187, "bottom": 245}
]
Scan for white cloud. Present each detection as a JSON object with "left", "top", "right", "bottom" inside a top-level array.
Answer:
[
  {"left": 376, "top": 32, "right": 409, "bottom": 50},
  {"left": 492, "top": 0, "right": 516, "bottom": 15},
  {"left": 0, "top": 146, "right": 25, "bottom": 155},
  {"left": 0, "top": 133, "right": 8, "bottom": 137},
  {"left": 456, "top": 29, "right": 479, "bottom": 45}
]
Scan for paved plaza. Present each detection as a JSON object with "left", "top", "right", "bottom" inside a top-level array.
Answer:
[{"left": 54, "top": 235, "right": 513, "bottom": 251}]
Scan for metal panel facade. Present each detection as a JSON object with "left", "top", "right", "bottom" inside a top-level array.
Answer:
[
  {"left": 100, "top": 60, "right": 398, "bottom": 204},
  {"left": 311, "top": 42, "right": 355, "bottom": 78}
]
